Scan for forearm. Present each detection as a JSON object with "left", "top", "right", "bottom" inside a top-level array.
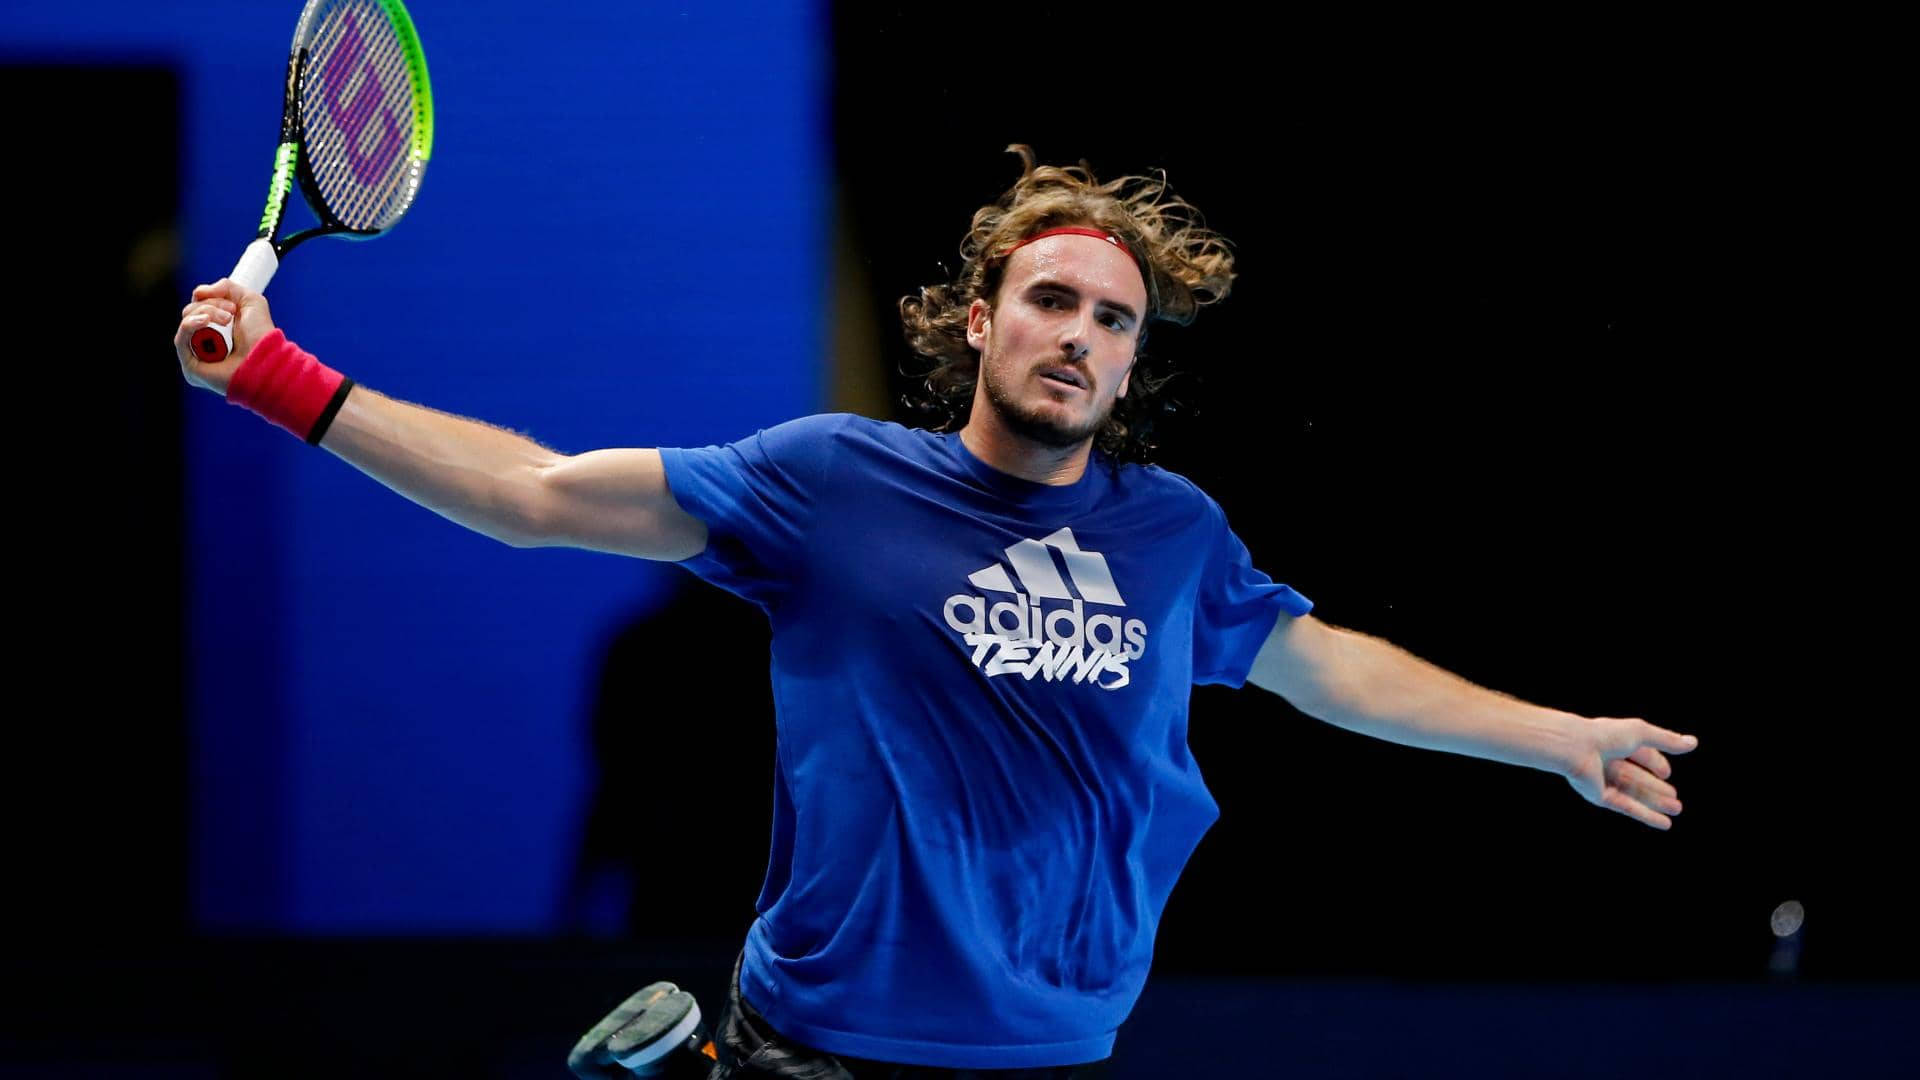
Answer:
[
  {"left": 317, "top": 385, "right": 563, "bottom": 547},
  {"left": 1277, "top": 622, "right": 1579, "bottom": 775},
  {"left": 174, "top": 290, "right": 694, "bottom": 554}
]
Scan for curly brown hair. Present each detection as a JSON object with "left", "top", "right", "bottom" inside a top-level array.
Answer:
[{"left": 898, "top": 145, "right": 1237, "bottom": 464}]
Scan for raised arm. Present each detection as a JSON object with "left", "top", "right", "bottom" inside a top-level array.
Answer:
[
  {"left": 174, "top": 279, "right": 707, "bottom": 561},
  {"left": 1246, "top": 612, "right": 1698, "bottom": 830}
]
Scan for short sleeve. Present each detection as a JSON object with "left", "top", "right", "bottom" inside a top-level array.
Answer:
[
  {"left": 1191, "top": 498, "right": 1313, "bottom": 687},
  {"left": 657, "top": 413, "right": 849, "bottom": 609}
]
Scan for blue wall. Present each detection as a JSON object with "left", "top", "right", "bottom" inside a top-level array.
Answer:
[{"left": 6, "top": 1, "right": 826, "bottom": 932}]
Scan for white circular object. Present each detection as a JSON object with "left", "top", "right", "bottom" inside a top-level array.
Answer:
[{"left": 1770, "top": 900, "right": 1805, "bottom": 938}]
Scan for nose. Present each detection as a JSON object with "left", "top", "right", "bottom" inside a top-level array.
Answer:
[{"left": 1059, "top": 312, "right": 1093, "bottom": 360}]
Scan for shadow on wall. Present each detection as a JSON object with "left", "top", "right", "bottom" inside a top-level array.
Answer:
[
  {"left": 557, "top": 191, "right": 889, "bottom": 948},
  {"left": 562, "top": 577, "right": 778, "bottom": 945}
]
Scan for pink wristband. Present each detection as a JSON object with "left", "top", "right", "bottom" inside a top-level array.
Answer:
[{"left": 225, "top": 329, "right": 354, "bottom": 445}]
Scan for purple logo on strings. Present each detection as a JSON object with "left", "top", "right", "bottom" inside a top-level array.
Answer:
[{"left": 317, "top": 10, "right": 404, "bottom": 188}]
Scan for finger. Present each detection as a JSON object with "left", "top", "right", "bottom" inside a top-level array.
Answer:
[
  {"left": 1629, "top": 746, "right": 1671, "bottom": 779},
  {"left": 1606, "top": 760, "right": 1683, "bottom": 816},
  {"left": 1608, "top": 758, "right": 1678, "bottom": 801},
  {"left": 175, "top": 312, "right": 232, "bottom": 354},
  {"left": 1638, "top": 720, "right": 1698, "bottom": 755},
  {"left": 191, "top": 279, "right": 247, "bottom": 302},
  {"left": 1601, "top": 787, "right": 1673, "bottom": 830},
  {"left": 176, "top": 314, "right": 211, "bottom": 356},
  {"left": 176, "top": 303, "right": 235, "bottom": 350},
  {"left": 178, "top": 310, "right": 220, "bottom": 337}
]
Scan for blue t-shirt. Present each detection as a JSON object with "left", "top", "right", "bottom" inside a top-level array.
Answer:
[{"left": 659, "top": 414, "right": 1311, "bottom": 1068}]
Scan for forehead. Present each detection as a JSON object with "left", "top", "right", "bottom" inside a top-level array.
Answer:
[{"left": 1002, "top": 234, "right": 1148, "bottom": 312}]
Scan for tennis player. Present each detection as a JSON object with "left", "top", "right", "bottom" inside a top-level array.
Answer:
[{"left": 175, "top": 146, "right": 1698, "bottom": 1080}]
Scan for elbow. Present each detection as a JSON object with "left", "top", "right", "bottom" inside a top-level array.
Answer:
[
  {"left": 1276, "top": 679, "right": 1347, "bottom": 725},
  {"left": 497, "top": 500, "right": 562, "bottom": 549},
  {"left": 484, "top": 471, "right": 565, "bottom": 549},
  {"left": 460, "top": 511, "right": 547, "bottom": 549}
]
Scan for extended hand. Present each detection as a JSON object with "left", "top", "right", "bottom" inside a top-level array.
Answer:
[{"left": 1563, "top": 716, "right": 1698, "bottom": 830}]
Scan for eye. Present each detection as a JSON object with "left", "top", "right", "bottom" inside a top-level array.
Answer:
[
  {"left": 1034, "top": 293, "right": 1061, "bottom": 309},
  {"left": 1100, "top": 313, "right": 1126, "bottom": 331}
]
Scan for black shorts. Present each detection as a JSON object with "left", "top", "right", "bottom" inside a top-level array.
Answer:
[{"left": 708, "top": 953, "right": 1104, "bottom": 1080}]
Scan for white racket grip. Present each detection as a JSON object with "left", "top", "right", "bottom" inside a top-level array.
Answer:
[
  {"left": 193, "top": 240, "right": 279, "bottom": 364},
  {"left": 230, "top": 238, "right": 279, "bottom": 293}
]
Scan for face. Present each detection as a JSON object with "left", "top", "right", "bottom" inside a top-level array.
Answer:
[{"left": 965, "top": 233, "right": 1148, "bottom": 449}]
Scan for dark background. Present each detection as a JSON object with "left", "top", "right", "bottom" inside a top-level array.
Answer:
[
  {"left": 7, "top": 8, "right": 1911, "bottom": 1077},
  {"left": 823, "top": 9, "right": 1906, "bottom": 985}
]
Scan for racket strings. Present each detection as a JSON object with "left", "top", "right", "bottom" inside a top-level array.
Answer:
[
  {"left": 306, "top": 14, "right": 413, "bottom": 226},
  {"left": 309, "top": 4, "right": 411, "bottom": 201},
  {"left": 298, "top": 0, "right": 426, "bottom": 232}
]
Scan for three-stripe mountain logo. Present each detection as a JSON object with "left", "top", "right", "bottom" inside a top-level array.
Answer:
[{"left": 941, "top": 527, "right": 1147, "bottom": 691}]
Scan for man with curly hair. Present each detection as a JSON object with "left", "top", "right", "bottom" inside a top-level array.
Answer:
[{"left": 175, "top": 146, "right": 1698, "bottom": 1080}]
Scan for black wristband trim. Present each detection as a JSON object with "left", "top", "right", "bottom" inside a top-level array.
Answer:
[{"left": 306, "top": 377, "right": 355, "bottom": 446}]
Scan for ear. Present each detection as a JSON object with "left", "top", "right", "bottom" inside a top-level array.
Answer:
[
  {"left": 966, "top": 299, "right": 991, "bottom": 351},
  {"left": 1117, "top": 354, "right": 1138, "bottom": 400}
]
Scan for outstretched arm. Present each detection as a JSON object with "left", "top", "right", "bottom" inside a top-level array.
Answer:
[
  {"left": 175, "top": 279, "right": 707, "bottom": 560},
  {"left": 1245, "top": 613, "right": 1698, "bottom": 830}
]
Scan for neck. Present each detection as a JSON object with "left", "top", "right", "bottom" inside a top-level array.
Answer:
[{"left": 957, "top": 412, "right": 1094, "bottom": 486}]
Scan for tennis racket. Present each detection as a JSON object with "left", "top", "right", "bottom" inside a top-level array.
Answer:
[{"left": 190, "top": 0, "right": 433, "bottom": 364}]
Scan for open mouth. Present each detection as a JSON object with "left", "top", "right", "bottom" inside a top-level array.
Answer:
[{"left": 1038, "top": 367, "right": 1088, "bottom": 391}]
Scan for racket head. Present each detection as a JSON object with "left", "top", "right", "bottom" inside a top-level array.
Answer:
[
  {"left": 287, "top": 0, "right": 433, "bottom": 242},
  {"left": 194, "top": 0, "right": 431, "bottom": 365}
]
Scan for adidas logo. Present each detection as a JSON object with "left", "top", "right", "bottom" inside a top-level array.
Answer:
[
  {"left": 965, "top": 526, "right": 1126, "bottom": 607},
  {"left": 941, "top": 528, "right": 1148, "bottom": 692}
]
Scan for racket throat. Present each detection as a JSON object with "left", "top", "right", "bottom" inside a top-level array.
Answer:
[{"left": 257, "top": 141, "right": 301, "bottom": 239}]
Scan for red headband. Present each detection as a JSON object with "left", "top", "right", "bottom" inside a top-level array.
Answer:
[{"left": 1001, "top": 226, "right": 1135, "bottom": 262}]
